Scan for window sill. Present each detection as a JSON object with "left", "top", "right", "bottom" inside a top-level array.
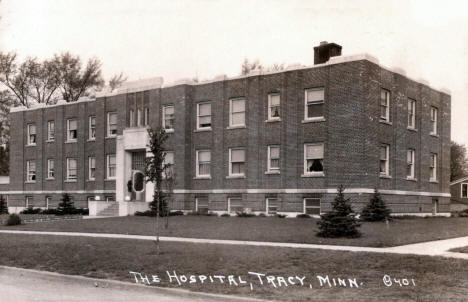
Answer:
[
  {"left": 265, "top": 170, "right": 280, "bottom": 175},
  {"left": 24, "top": 181, "right": 36, "bottom": 184},
  {"left": 194, "top": 176, "right": 211, "bottom": 179},
  {"left": 105, "top": 178, "right": 116, "bottom": 181},
  {"left": 407, "top": 127, "right": 418, "bottom": 132},
  {"left": 87, "top": 138, "right": 96, "bottom": 142},
  {"left": 46, "top": 140, "right": 55, "bottom": 143},
  {"left": 406, "top": 177, "right": 417, "bottom": 182},
  {"left": 46, "top": 178, "right": 55, "bottom": 181},
  {"left": 265, "top": 118, "right": 281, "bottom": 123},
  {"left": 25, "top": 144, "right": 36, "bottom": 147},
  {"left": 302, "top": 117, "right": 325, "bottom": 124},
  {"left": 379, "top": 120, "right": 392, "bottom": 125},
  {"left": 64, "top": 179, "right": 77, "bottom": 183},
  {"left": 226, "top": 175, "right": 246, "bottom": 179},
  {"left": 430, "top": 180, "right": 439, "bottom": 183},
  {"left": 227, "top": 125, "right": 246, "bottom": 130},
  {"left": 105, "top": 136, "right": 117, "bottom": 139},
  {"left": 379, "top": 175, "right": 392, "bottom": 179},
  {"left": 65, "top": 140, "right": 77, "bottom": 144},
  {"left": 301, "top": 173, "right": 324, "bottom": 178},
  {"left": 194, "top": 128, "right": 212, "bottom": 133},
  {"left": 164, "top": 129, "right": 175, "bottom": 133},
  {"left": 430, "top": 133, "right": 439, "bottom": 138}
]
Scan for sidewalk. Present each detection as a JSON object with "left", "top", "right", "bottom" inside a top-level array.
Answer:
[{"left": 1, "top": 229, "right": 468, "bottom": 259}]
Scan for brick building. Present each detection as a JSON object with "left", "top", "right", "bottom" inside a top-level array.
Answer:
[{"left": 2, "top": 42, "right": 451, "bottom": 216}]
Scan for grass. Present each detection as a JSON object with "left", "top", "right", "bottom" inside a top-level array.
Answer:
[
  {"left": 0, "top": 233, "right": 467, "bottom": 301},
  {"left": 2, "top": 215, "right": 468, "bottom": 247}
]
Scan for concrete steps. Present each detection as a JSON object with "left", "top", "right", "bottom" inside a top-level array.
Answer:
[{"left": 96, "top": 202, "right": 119, "bottom": 216}]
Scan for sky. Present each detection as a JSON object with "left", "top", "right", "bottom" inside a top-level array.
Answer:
[{"left": 0, "top": 0, "right": 467, "bottom": 145}]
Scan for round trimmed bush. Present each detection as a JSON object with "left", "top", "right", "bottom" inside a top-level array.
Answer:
[{"left": 5, "top": 214, "right": 21, "bottom": 226}]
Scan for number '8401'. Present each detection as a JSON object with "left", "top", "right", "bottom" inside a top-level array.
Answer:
[{"left": 382, "top": 275, "right": 416, "bottom": 287}]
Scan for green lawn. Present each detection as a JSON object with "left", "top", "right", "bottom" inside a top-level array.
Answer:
[
  {"left": 0, "top": 233, "right": 467, "bottom": 301},
  {"left": 2, "top": 215, "right": 468, "bottom": 247}
]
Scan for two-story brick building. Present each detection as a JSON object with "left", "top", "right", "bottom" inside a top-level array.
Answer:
[{"left": 3, "top": 42, "right": 451, "bottom": 216}]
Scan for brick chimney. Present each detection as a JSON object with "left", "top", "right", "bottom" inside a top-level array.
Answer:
[{"left": 314, "top": 41, "right": 342, "bottom": 65}]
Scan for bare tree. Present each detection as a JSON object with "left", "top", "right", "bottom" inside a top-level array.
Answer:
[
  {"left": 55, "top": 52, "right": 104, "bottom": 102},
  {"left": 241, "top": 58, "right": 285, "bottom": 75},
  {"left": 0, "top": 52, "right": 32, "bottom": 107},
  {"left": 108, "top": 72, "right": 127, "bottom": 92},
  {"left": 451, "top": 141, "right": 468, "bottom": 181}
]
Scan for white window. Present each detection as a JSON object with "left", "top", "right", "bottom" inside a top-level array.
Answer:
[
  {"left": 26, "top": 161, "right": 36, "bottom": 182},
  {"left": 229, "top": 98, "right": 246, "bottom": 127},
  {"left": 267, "top": 145, "right": 280, "bottom": 172},
  {"left": 380, "top": 144, "right": 390, "bottom": 176},
  {"left": 304, "top": 198, "right": 321, "bottom": 215},
  {"left": 25, "top": 196, "right": 33, "bottom": 208},
  {"left": 66, "top": 158, "right": 77, "bottom": 180},
  {"left": 268, "top": 93, "right": 280, "bottom": 120},
  {"left": 107, "top": 112, "right": 118, "bottom": 137},
  {"left": 46, "top": 196, "right": 51, "bottom": 209},
  {"left": 67, "top": 119, "right": 77, "bottom": 141},
  {"left": 305, "top": 88, "right": 324, "bottom": 120},
  {"left": 144, "top": 107, "right": 149, "bottom": 126},
  {"left": 88, "top": 157, "right": 96, "bottom": 180},
  {"left": 27, "top": 124, "right": 36, "bottom": 145},
  {"left": 197, "top": 102, "right": 212, "bottom": 129},
  {"left": 430, "top": 107, "right": 438, "bottom": 135},
  {"left": 163, "top": 151, "right": 174, "bottom": 179},
  {"left": 228, "top": 197, "right": 243, "bottom": 213},
  {"left": 380, "top": 89, "right": 390, "bottom": 122},
  {"left": 195, "top": 197, "right": 209, "bottom": 214},
  {"left": 162, "top": 105, "right": 175, "bottom": 131},
  {"left": 47, "top": 159, "right": 55, "bottom": 179},
  {"left": 266, "top": 198, "right": 278, "bottom": 215},
  {"left": 430, "top": 153, "right": 437, "bottom": 181},
  {"left": 304, "top": 143, "right": 324, "bottom": 175},
  {"left": 461, "top": 183, "right": 468, "bottom": 198},
  {"left": 406, "top": 149, "right": 415, "bottom": 179},
  {"left": 89, "top": 116, "right": 96, "bottom": 140},
  {"left": 229, "top": 148, "right": 245, "bottom": 176},
  {"left": 47, "top": 121, "right": 55, "bottom": 141},
  {"left": 196, "top": 150, "right": 211, "bottom": 178},
  {"left": 107, "top": 154, "right": 116, "bottom": 179},
  {"left": 408, "top": 99, "right": 416, "bottom": 129},
  {"left": 137, "top": 108, "right": 142, "bottom": 126},
  {"left": 129, "top": 109, "right": 134, "bottom": 127}
]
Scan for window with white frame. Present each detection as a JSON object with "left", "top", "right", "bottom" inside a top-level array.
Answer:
[
  {"left": 67, "top": 119, "right": 77, "bottom": 141},
  {"left": 107, "top": 154, "right": 116, "bottom": 179},
  {"left": 66, "top": 158, "right": 77, "bottom": 180},
  {"left": 196, "top": 150, "right": 211, "bottom": 177},
  {"left": 27, "top": 124, "right": 36, "bottom": 145},
  {"left": 408, "top": 99, "right": 416, "bottom": 129},
  {"left": 229, "top": 148, "right": 245, "bottom": 176},
  {"left": 196, "top": 196, "right": 209, "bottom": 214},
  {"left": 47, "top": 159, "right": 55, "bottom": 179},
  {"left": 46, "top": 196, "right": 51, "bottom": 209},
  {"left": 228, "top": 197, "right": 243, "bottom": 213},
  {"left": 229, "top": 98, "right": 246, "bottom": 127},
  {"left": 304, "top": 143, "right": 324, "bottom": 175},
  {"left": 462, "top": 183, "right": 468, "bottom": 198},
  {"left": 163, "top": 151, "right": 174, "bottom": 179},
  {"left": 129, "top": 109, "right": 134, "bottom": 127},
  {"left": 304, "top": 198, "right": 320, "bottom": 215},
  {"left": 137, "top": 108, "right": 142, "bottom": 126},
  {"left": 107, "top": 112, "right": 118, "bottom": 137},
  {"left": 305, "top": 88, "right": 324, "bottom": 120},
  {"left": 380, "top": 144, "right": 390, "bottom": 176},
  {"left": 430, "top": 153, "right": 437, "bottom": 181},
  {"left": 266, "top": 198, "right": 278, "bottom": 214},
  {"left": 268, "top": 93, "right": 280, "bottom": 120},
  {"left": 88, "top": 156, "right": 96, "bottom": 180},
  {"left": 267, "top": 145, "right": 280, "bottom": 172},
  {"left": 26, "top": 161, "right": 36, "bottom": 182},
  {"left": 406, "top": 149, "right": 415, "bottom": 179},
  {"left": 89, "top": 116, "right": 96, "bottom": 140},
  {"left": 380, "top": 89, "right": 390, "bottom": 122},
  {"left": 430, "top": 107, "right": 438, "bottom": 135},
  {"left": 144, "top": 107, "right": 149, "bottom": 126},
  {"left": 25, "top": 196, "right": 33, "bottom": 208},
  {"left": 162, "top": 105, "right": 175, "bottom": 131},
  {"left": 197, "top": 102, "right": 211, "bottom": 129},
  {"left": 47, "top": 121, "right": 55, "bottom": 141}
]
